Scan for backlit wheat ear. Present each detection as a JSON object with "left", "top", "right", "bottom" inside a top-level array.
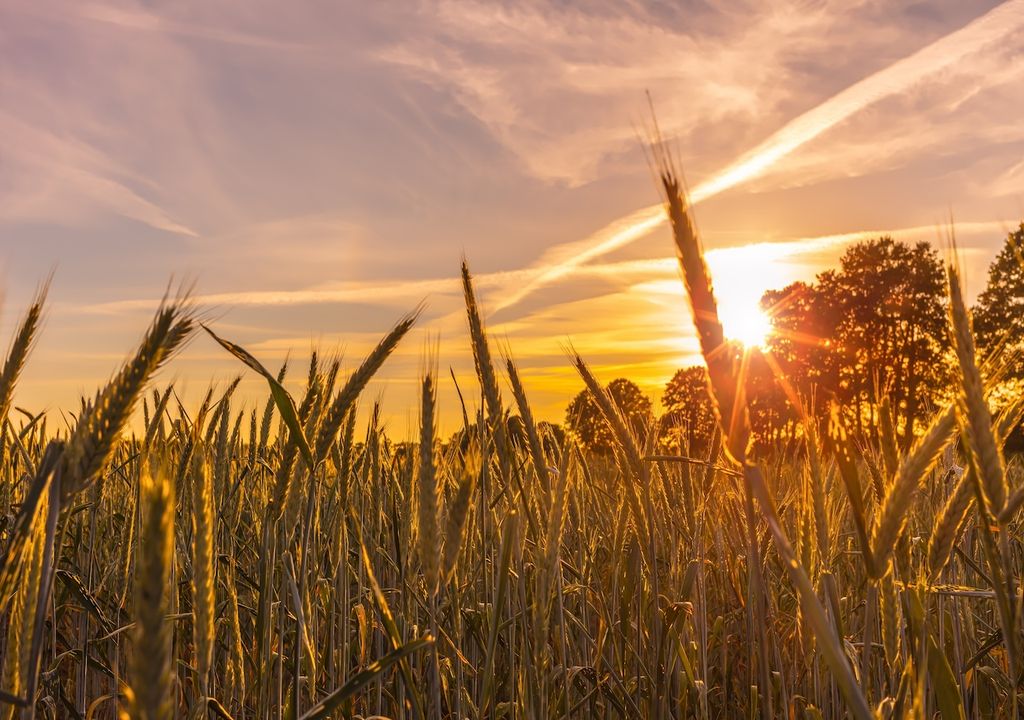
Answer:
[
  {"left": 128, "top": 463, "right": 175, "bottom": 720},
  {"left": 443, "top": 456, "right": 477, "bottom": 583},
  {"left": 224, "top": 558, "right": 246, "bottom": 710},
  {"left": 870, "top": 405, "right": 956, "bottom": 579},
  {"left": 0, "top": 282, "right": 48, "bottom": 427},
  {"left": 805, "top": 425, "right": 830, "bottom": 565},
  {"left": 258, "top": 360, "right": 288, "bottom": 452},
  {"left": 62, "top": 298, "right": 194, "bottom": 502},
  {"left": 657, "top": 165, "right": 748, "bottom": 463},
  {"left": 190, "top": 454, "right": 216, "bottom": 700},
  {"left": 927, "top": 464, "right": 973, "bottom": 582},
  {"left": 541, "top": 446, "right": 571, "bottom": 599},
  {"left": 506, "top": 355, "right": 550, "bottom": 494},
  {"left": 879, "top": 571, "right": 902, "bottom": 671},
  {"left": 314, "top": 309, "right": 419, "bottom": 461},
  {"left": 464, "top": 260, "right": 531, "bottom": 531},
  {"left": 0, "top": 510, "right": 45, "bottom": 720},
  {"left": 416, "top": 372, "right": 440, "bottom": 594},
  {"left": 461, "top": 262, "right": 503, "bottom": 422},
  {"left": 461, "top": 262, "right": 513, "bottom": 474},
  {"left": 947, "top": 262, "right": 1008, "bottom": 517},
  {"left": 569, "top": 352, "right": 647, "bottom": 537},
  {"left": 569, "top": 352, "right": 643, "bottom": 476}
]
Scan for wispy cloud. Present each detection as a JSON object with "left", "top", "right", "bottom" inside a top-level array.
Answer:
[
  {"left": 378, "top": 0, "right": 853, "bottom": 185},
  {"left": 482, "top": 0, "right": 1024, "bottom": 314},
  {"left": 0, "top": 109, "right": 198, "bottom": 236},
  {"left": 78, "top": 219, "right": 1011, "bottom": 319}
]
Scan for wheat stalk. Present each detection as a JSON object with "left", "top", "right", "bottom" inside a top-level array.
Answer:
[
  {"left": 126, "top": 462, "right": 175, "bottom": 720},
  {"left": 947, "top": 262, "right": 1007, "bottom": 517},
  {"left": 190, "top": 454, "right": 215, "bottom": 701},
  {"left": 62, "top": 299, "right": 194, "bottom": 502},
  {"left": 870, "top": 405, "right": 956, "bottom": 578},
  {"left": 416, "top": 373, "right": 440, "bottom": 594}
]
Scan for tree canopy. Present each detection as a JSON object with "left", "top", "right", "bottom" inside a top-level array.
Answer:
[
  {"left": 659, "top": 366, "right": 716, "bottom": 454},
  {"left": 761, "top": 236, "right": 949, "bottom": 448},
  {"left": 973, "top": 223, "right": 1024, "bottom": 375},
  {"left": 566, "top": 377, "right": 652, "bottom": 453}
]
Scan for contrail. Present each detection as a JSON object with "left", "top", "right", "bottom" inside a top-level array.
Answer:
[
  {"left": 492, "top": 0, "right": 1024, "bottom": 313},
  {"left": 79, "top": 220, "right": 1010, "bottom": 315}
]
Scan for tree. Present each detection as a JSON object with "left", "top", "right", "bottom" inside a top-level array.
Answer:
[
  {"left": 660, "top": 366, "right": 716, "bottom": 454},
  {"left": 745, "top": 350, "right": 801, "bottom": 454},
  {"left": 566, "top": 378, "right": 652, "bottom": 453},
  {"left": 762, "top": 237, "right": 949, "bottom": 448},
  {"left": 761, "top": 280, "right": 839, "bottom": 420},
  {"left": 973, "top": 223, "right": 1024, "bottom": 375},
  {"left": 972, "top": 223, "right": 1024, "bottom": 448}
]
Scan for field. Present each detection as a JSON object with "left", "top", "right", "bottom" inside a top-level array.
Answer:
[{"left": 0, "top": 167, "right": 1021, "bottom": 720}]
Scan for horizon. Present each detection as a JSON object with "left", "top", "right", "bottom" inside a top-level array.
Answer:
[{"left": 3, "top": 1, "right": 1024, "bottom": 437}]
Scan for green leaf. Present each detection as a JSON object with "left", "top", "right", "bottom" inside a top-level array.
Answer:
[
  {"left": 927, "top": 632, "right": 966, "bottom": 720},
  {"left": 202, "top": 324, "right": 314, "bottom": 469}
]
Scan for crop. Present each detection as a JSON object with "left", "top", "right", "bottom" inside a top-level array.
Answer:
[{"left": 1, "top": 200, "right": 1023, "bottom": 719}]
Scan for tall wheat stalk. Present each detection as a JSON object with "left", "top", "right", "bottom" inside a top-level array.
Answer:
[{"left": 126, "top": 463, "right": 175, "bottom": 720}]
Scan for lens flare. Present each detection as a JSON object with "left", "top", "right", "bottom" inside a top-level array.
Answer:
[{"left": 720, "top": 304, "right": 772, "bottom": 348}]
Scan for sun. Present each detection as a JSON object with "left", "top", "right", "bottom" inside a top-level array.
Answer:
[{"left": 720, "top": 304, "right": 772, "bottom": 348}]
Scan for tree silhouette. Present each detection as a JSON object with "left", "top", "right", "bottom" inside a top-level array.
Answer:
[
  {"left": 972, "top": 223, "right": 1024, "bottom": 448},
  {"left": 745, "top": 350, "right": 801, "bottom": 453},
  {"left": 974, "top": 223, "right": 1024, "bottom": 375},
  {"left": 762, "top": 237, "right": 948, "bottom": 448},
  {"left": 566, "top": 377, "right": 652, "bottom": 453},
  {"left": 660, "top": 366, "right": 716, "bottom": 454},
  {"left": 761, "top": 280, "right": 839, "bottom": 420}
]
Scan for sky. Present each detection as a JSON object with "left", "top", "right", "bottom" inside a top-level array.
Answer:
[{"left": 2, "top": 0, "right": 1024, "bottom": 437}]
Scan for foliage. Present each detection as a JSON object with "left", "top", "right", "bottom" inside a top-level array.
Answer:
[
  {"left": 974, "top": 223, "right": 1024, "bottom": 367},
  {"left": 659, "top": 365, "right": 716, "bottom": 454},
  {"left": 565, "top": 376, "right": 652, "bottom": 453},
  {"left": 762, "top": 236, "right": 949, "bottom": 448}
]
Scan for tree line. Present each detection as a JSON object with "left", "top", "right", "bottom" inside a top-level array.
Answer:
[{"left": 564, "top": 223, "right": 1024, "bottom": 456}]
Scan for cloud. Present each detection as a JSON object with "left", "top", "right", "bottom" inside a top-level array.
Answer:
[
  {"left": 478, "top": 0, "right": 1024, "bottom": 314},
  {"left": 71, "top": 2, "right": 307, "bottom": 50},
  {"left": 377, "top": 0, "right": 863, "bottom": 185},
  {"left": 0, "top": 109, "right": 198, "bottom": 236}
]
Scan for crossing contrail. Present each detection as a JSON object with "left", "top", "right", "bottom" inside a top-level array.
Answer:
[{"left": 491, "top": 0, "right": 1024, "bottom": 314}]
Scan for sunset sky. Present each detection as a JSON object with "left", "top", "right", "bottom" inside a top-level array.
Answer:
[{"left": 2, "top": 0, "right": 1024, "bottom": 436}]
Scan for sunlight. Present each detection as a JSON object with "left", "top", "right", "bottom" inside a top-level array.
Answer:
[{"left": 720, "top": 303, "right": 772, "bottom": 348}]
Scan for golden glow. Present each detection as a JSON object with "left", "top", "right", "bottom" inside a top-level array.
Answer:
[{"left": 720, "top": 304, "right": 772, "bottom": 348}]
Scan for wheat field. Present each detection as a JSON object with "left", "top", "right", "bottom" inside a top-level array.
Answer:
[{"left": 0, "top": 168, "right": 1021, "bottom": 720}]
